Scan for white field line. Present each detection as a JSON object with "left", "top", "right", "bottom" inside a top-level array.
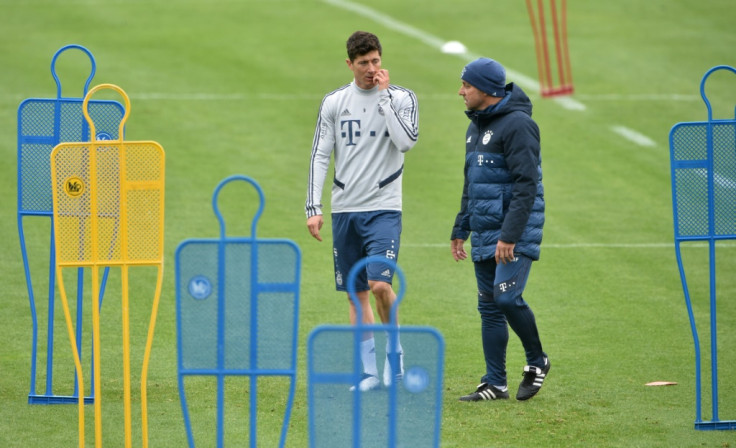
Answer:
[
  {"left": 128, "top": 93, "right": 323, "bottom": 101},
  {"left": 2, "top": 1, "right": 666, "bottom": 147},
  {"left": 323, "top": 0, "right": 586, "bottom": 111},
  {"left": 323, "top": 0, "right": 446, "bottom": 51},
  {"left": 403, "top": 242, "right": 736, "bottom": 249},
  {"left": 322, "top": 0, "right": 676, "bottom": 146},
  {"left": 575, "top": 94, "right": 700, "bottom": 101},
  {"left": 611, "top": 125, "right": 657, "bottom": 147},
  {"left": 2, "top": 92, "right": 699, "bottom": 103}
]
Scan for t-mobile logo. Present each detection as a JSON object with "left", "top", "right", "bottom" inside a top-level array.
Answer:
[
  {"left": 340, "top": 119, "right": 361, "bottom": 146},
  {"left": 497, "top": 281, "right": 516, "bottom": 293}
]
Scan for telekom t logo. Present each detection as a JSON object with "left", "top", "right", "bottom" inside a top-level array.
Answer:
[{"left": 340, "top": 119, "right": 361, "bottom": 146}]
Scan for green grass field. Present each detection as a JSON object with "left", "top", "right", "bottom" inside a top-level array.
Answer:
[{"left": 2, "top": 0, "right": 736, "bottom": 446}]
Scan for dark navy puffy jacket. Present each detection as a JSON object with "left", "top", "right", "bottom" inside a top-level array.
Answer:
[{"left": 451, "top": 83, "right": 545, "bottom": 261}]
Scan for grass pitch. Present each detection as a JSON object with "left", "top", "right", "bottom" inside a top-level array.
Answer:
[{"left": 1, "top": 0, "right": 735, "bottom": 446}]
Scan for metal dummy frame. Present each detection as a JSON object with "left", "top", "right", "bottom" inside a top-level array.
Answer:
[
  {"left": 176, "top": 175, "right": 301, "bottom": 447},
  {"left": 669, "top": 65, "right": 736, "bottom": 431},
  {"left": 17, "top": 44, "right": 121, "bottom": 405},
  {"left": 50, "top": 83, "right": 165, "bottom": 447},
  {"left": 307, "top": 256, "right": 445, "bottom": 447}
]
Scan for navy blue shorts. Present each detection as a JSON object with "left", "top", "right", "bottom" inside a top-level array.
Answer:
[{"left": 331, "top": 210, "right": 402, "bottom": 292}]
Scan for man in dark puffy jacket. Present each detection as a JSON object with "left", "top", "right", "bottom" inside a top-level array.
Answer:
[{"left": 450, "top": 58, "right": 550, "bottom": 402}]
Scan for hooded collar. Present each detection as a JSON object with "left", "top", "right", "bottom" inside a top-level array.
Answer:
[{"left": 465, "top": 83, "right": 532, "bottom": 122}]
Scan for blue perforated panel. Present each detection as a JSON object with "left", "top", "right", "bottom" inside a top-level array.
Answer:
[
  {"left": 670, "top": 122, "right": 736, "bottom": 239},
  {"left": 308, "top": 326, "right": 444, "bottom": 448},
  {"left": 18, "top": 99, "right": 124, "bottom": 213}
]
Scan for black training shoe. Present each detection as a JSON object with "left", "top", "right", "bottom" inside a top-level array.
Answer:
[
  {"left": 516, "top": 356, "right": 550, "bottom": 401},
  {"left": 459, "top": 383, "right": 509, "bottom": 401}
]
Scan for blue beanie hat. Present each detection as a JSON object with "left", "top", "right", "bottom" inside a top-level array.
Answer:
[{"left": 461, "top": 58, "right": 506, "bottom": 97}]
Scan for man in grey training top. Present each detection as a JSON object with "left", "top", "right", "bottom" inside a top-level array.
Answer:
[{"left": 305, "top": 31, "right": 419, "bottom": 391}]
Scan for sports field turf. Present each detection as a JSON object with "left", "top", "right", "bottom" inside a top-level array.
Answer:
[{"left": 1, "top": 0, "right": 735, "bottom": 446}]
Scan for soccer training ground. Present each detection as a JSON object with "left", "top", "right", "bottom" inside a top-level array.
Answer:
[{"left": 1, "top": 1, "right": 735, "bottom": 446}]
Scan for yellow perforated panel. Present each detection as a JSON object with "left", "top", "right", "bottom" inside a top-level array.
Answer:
[{"left": 51, "top": 141, "right": 164, "bottom": 266}]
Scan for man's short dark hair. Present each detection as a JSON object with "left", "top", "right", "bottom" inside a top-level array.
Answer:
[{"left": 346, "top": 31, "right": 382, "bottom": 61}]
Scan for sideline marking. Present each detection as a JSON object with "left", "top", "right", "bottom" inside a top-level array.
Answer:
[
  {"left": 128, "top": 93, "right": 323, "bottom": 101},
  {"left": 611, "top": 125, "right": 657, "bottom": 147},
  {"left": 323, "top": 0, "right": 586, "bottom": 112},
  {"left": 403, "top": 242, "right": 736, "bottom": 249},
  {"left": 575, "top": 93, "right": 699, "bottom": 101},
  {"left": 2, "top": 92, "right": 696, "bottom": 103},
  {"left": 323, "top": 0, "right": 682, "bottom": 144}
]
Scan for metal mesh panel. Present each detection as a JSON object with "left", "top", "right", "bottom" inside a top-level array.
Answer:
[
  {"left": 674, "top": 168, "right": 710, "bottom": 237},
  {"left": 126, "top": 189, "right": 162, "bottom": 260},
  {"left": 671, "top": 122, "right": 736, "bottom": 238},
  {"left": 124, "top": 143, "right": 165, "bottom": 261},
  {"left": 223, "top": 243, "right": 252, "bottom": 370},
  {"left": 95, "top": 145, "right": 122, "bottom": 261},
  {"left": 255, "top": 291, "right": 297, "bottom": 369},
  {"left": 52, "top": 144, "right": 94, "bottom": 263},
  {"left": 20, "top": 143, "right": 54, "bottom": 212},
  {"left": 178, "top": 240, "right": 299, "bottom": 372},
  {"left": 125, "top": 143, "right": 162, "bottom": 181},
  {"left": 178, "top": 242, "right": 219, "bottom": 371},
  {"left": 59, "top": 102, "right": 85, "bottom": 143},
  {"left": 671, "top": 123, "right": 707, "bottom": 162},
  {"left": 87, "top": 102, "right": 125, "bottom": 140},
  {"left": 51, "top": 141, "right": 163, "bottom": 265},
  {"left": 309, "top": 327, "right": 443, "bottom": 448},
  {"left": 19, "top": 100, "right": 59, "bottom": 213},
  {"left": 258, "top": 241, "right": 299, "bottom": 283},
  {"left": 257, "top": 243, "right": 298, "bottom": 370},
  {"left": 20, "top": 101, "right": 55, "bottom": 137},
  {"left": 18, "top": 99, "right": 123, "bottom": 213},
  {"left": 712, "top": 123, "right": 736, "bottom": 236},
  {"left": 309, "top": 328, "right": 360, "bottom": 447}
]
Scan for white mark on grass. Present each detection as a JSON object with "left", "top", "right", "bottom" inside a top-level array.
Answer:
[
  {"left": 575, "top": 94, "right": 699, "bottom": 101},
  {"left": 45, "top": 0, "right": 657, "bottom": 149},
  {"left": 403, "top": 242, "right": 736, "bottom": 249},
  {"left": 323, "top": 0, "right": 446, "bottom": 49},
  {"left": 712, "top": 171, "right": 736, "bottom": 189},
  {"left": 553, "top": 96, "right": 586, "bottom": 111},
  {"left": 324, "top": 0, "right": 586, "bottom": 112},
  {"left": 129, "top": 93, "right": 322, "bottom": 101},
  {"left": 691, "top": 168, "right": 736, "bottom": 190},
  {"left": 132, "top": 93, "right": 247, "bottom": 100},
  {"left": 611, "top": 125, "right": 657, "bottom": 147}
]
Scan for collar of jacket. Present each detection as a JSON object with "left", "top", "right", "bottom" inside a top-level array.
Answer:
[{"left": 465, "top": 92, "right": 512, "bottom": 121}]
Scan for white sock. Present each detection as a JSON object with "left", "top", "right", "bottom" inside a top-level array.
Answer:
[
  {"left": 361, "top": 338, "right": 378, "bottom": 377},
  {"left": 385, "top": 330, "right": 403, "bottom": 354}
]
